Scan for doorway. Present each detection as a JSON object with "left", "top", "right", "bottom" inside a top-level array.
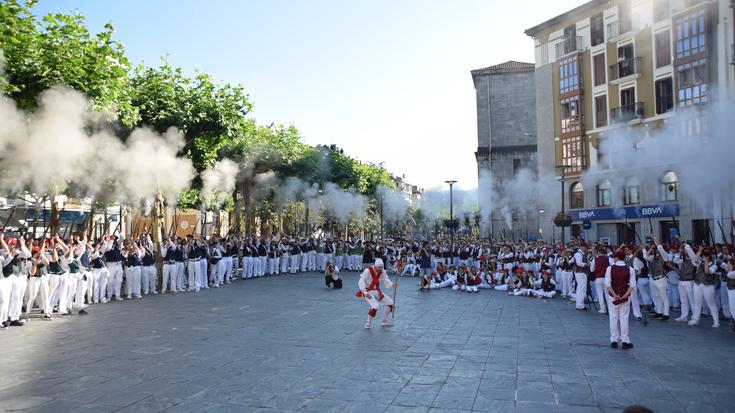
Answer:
[
  {"left": 692, "top": 219, "right": 712, "bottom": 245},
  {"left": 660, "top": 220, "right": 679, "bottom": 244},
  {"left": 617, "top": 222, "right": 637, "bottom": 245}
]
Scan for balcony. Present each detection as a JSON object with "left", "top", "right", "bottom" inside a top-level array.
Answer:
[
  {"left": 555, "top": 35, "right": 583, "bottom": 57},
  {"left": 610, "top": 102, "right": 644, "bottom": 124},
  {"left": 609, "top": 57, "right": 643, "bottom": 83}
]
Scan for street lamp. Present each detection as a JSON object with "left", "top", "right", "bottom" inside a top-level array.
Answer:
[
  {"left": 555, "top": 164, "right": 573, "bottom": 244},
  {"left": 445, "top": 180, "right": 457, "bottom": 247}
]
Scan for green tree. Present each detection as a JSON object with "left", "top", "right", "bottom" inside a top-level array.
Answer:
[{"left": 0, "top": 0, "right": 138, "bottom": 126}]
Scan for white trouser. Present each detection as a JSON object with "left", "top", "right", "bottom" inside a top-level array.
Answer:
[
  {"left": 607, "top": 294, "right": 631, "bottom": 343},
  {"left": 280, "top": 255, "right": 289, "bottom": 274},
  {"left": 534, "top": 290, "right": 556, "bottom": 298},
  {"left": 637, "top": 278, "right": 652, "bottom": 305},
  {"left": 268, "top": 258, "right": 277, "bottom": 275},
  {"left": 187, "top": 260, "right": 200, "bottom": 291},
  {"left": 25, "top": 275, "right": 51, "bottom": 316},
  {"left": 198, "top": 259, "right": 208, "bottom": 287},
  {"left": 49, "top": 273, "right": 70, "bottom": 313},
  {"left": 630, "top": 285, "right": 642, "bottom": 318},
  {"left": 364, "top": 290, "right": 393, "bottom": 314},
  {"left": 561, "top": 271, "right": 573, "bottom": 297},
  {"left": 175, "top": 262, "right": 185, "bottom": 290},
  {"left": 9, "top": 273, "right": 28, "bottom": 321},
  {"left": 300, "top": 254, "right": 308, "bottom": 272},
  {"left": 106, "top": 263, "right": 124, "bottom": 298},
  {"left": 289, "top": 254, "right": 299, "bottom": 274},
  {"left": 71, "top": 272, "right": 88, "bottom": 310},
  {"left": 651, "top": 277, "right": 669, "bottom": 316},
  {"left": 142, "top": 265, "right": 157, "bottom": 294},
  {"left": 260, "top": 256, "right": 267, "bottom": 276},
  {"left": 162, "top": 263, "right": 177, "bottom": 292},
  {"left": 594, "top": 278, "right": 607, "bottom": 312},
  {"left": 574, "top": 272, "right": 587, "bottom": 309},
  {"left": 439, "top": 279, "right": 454, "bottom": 288},
  {"left": 92, "top": 268, "right": 108, "bottom": 302},
  {"left": 126, "top": 267, "right": 142, "bottom": 297},
  {"left": 0, "top": 276, "right": 12, "bottom": 322},
  {"left": 217, "top": 259, "right": 226, "bottom": 284},
  {"left": 66, "top": 273, "right": 79, "bottom": 309},
  {"left": 720, "top": 281, "right": 731, "bottom": 319},
  {"left": 692, "top": 283, "right": 719, "bottom": 325},
  {"left": 728, "top": 288, "right": 735, "bottom": 324},
  {"left": 309, "top": 252, "right": 317, "bottom": 271},
  {"left": 224, "top": 256, "right": 233, "bottom": 281},
  {"left": 668, "top": 281, "right": 680, "bottom": 309}
]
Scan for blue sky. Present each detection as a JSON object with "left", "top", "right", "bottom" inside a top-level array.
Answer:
[{"left": 33, "top": 0, "right": 584, "bottom": 190}]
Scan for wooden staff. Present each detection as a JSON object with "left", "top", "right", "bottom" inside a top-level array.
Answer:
[{"left": 1, "top": 205, "right": 16, "bottom": 232}]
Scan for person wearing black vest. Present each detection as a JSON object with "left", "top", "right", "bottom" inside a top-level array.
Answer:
[
  {"left": 289, "top": 240, "right": 300, "bottom": 274},
  {"left": 0, "top": 234, "right": 31, "bottom": 326},
  {"left": 532, "top": 270, "right": 557, "bottom": 298},
  {"left": 572, "top": 244, "right": 590, "bottom": 311},
  {"left": 197, "top": 239, "right": 210, "bottom": 289},
  {"left": 103, "top": 235, "right": 125, "bottom": 301},
  {"left": 0, "top": 234, "right": 18, "bottom": 327},
  {"left": 161, "top": 237, "right": 178, "bottom": 294},
  {"left": 25, "top": 243, "right": 52, "bottom": 319},
  {"left": 140, "top": 237, "right": 158, "bottom": 295},
  {"left": 645, "top": 238, "right": 670, "bottom": 321},
  {"left": 299, "top": 240, "right": 309, "bottom": 273},
  {"left": 557, "top": 249, "right": 574, "bottom": 299},
  {"left": 88, "top": 240, "right": 108, "bottom": 303},
  {"left": 673, "top": 243, "right": 697, "bottom": 322},
  {"left": 174, "top": 239, "right": 186, "bottom": 291},
  {"left": 65, "top": 235, "right": 89, "bottom": 315},
  {"left": 689, "top": 246, "right": 719, "bottom": 328},
  {"left": 48, "top": 236, "right": 72, "bottom": 316},
  {"left": 208, "top": 240, "right": 223, "bottom": 287},
  {"left": 257, "top": 239, "right": 268, "bottom": 277},
  {"left": 634, "top": 249, "right": 653, "bottom": 314},
  {"left": 605, "top": 249, "right": 636, "bottom": 349},
  {"left": 185, "top": 234, "right": 201, "bottom": 292},
  {"left": 123, "top": 242, "right": 143, "bottom": 300}
]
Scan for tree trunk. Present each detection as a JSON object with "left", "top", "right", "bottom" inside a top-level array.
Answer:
[
  {"left": 242, "top": 180, "right": 252, "bottom": 237},
  {"left": 86, "top": 201, "right": 96, "bottom": 240},
  {"left": 153, "top": 192, "right": 165, "bottom": 291},
  {"left": 231, "top": 187, "right": 240, "bottom": 237}
]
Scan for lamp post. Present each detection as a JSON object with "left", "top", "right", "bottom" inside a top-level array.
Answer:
[
  {"left": 445, "top": 180, "right": 457, "bottom": 247},
  {"left": 555, "top": 164, "right": 572, "bottom": 244}
]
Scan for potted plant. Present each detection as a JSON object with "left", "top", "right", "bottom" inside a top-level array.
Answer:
[{"left": 553, "top": 212, "right": 573, "bottom": 228}]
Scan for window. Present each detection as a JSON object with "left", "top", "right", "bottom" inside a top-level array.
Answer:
[
  {"left": 597, "top": 179, "right": 612, "bottom": 207},
  {"left": 561, "top": 136, "right": 584, "bottom": 173},
  {"left": 620, "top": 87, "right": 635, "bottom": 108},
  {"left": 593, "top": 53, "right": 606, "bottom": 86},
  {"left": 559, "top": 55, "right": 580, "bottom": 95},
  {"left": 591, "top": 13, "right": 604, "bottom": 46},
  {"left": 654, "top": 1, "right": 670, "bottom": 22},
  {"left": 655, "top": 78, "right": 674, "bottom": 114},
  {"left": 513, "top": 159, "right": 521, "bottom": 174},
  {"left": 655, "top": 30, "right": 672, "bottom": 67},
  {"left": 560, "top": 97, "right": 581, "bottom": 134},
  {"left": 677, "top": 59, "right": 707, "bottom": 107},
  {"left": 624, "top": 177, "right": 640, "bottom": 205},
  {"left": 570, "top": 182, "right": 584, "bottom": 209},
  {"left": 617, "top": 44, "right": 635, "bottom": 78},
  {"left": 618, "top": 0, "right": 632, "bottom": 34},
  {"left": 675, "top": 9, "right": 706, "bottom": 61},
  {"left": 661, "top": 171, "right": 678, "bottom": 202},
  {"left": 595, "top": 95, "right": 608, "bottom": 128}
]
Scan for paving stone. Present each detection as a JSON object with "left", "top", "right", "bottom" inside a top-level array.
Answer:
[{"left": 0, "top": 271, "right": 730, "bottom": 413}]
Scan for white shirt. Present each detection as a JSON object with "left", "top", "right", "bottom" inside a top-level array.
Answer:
[{"left": 357, "top": 267, "right": 393, "bottom": 294}]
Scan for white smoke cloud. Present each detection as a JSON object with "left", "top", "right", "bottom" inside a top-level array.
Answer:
[{"left": 202, "top": 158, "right": 238, "bottom": 206}]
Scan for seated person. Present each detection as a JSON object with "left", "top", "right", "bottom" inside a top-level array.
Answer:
[
  {"left": 325, "top": 262, "right": 342, "bottom": 289},
  {"left": 531, "top": 270, "right": 557, "bottom": 298},
  {"left": 466, "top": 267, "right": 479, "bottom": 293},
  {"left": 452, "top": 265, "right": 467, "bottom": 291}
]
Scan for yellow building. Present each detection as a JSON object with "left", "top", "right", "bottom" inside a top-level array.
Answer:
[{"left": 525, "top": 0, "right": 734, "bottom": 244}]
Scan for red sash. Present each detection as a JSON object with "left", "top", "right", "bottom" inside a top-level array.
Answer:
[{"left": 355, "top": 266, "right": 384, "bottom": 300}]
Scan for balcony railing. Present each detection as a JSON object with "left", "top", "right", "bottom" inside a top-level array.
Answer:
[
  {"left": 610, "top": 102, "right": 644, "bottom": 124},
  {"left": 609, "top": 56, "right": 643, "bottom": 81},
  {"left": 555, "top": 35, "right": 583, "bottom": 57}
]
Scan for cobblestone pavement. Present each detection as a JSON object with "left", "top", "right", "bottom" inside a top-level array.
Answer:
[{"left": 1, "top": 271, "right": 734, "bottom": 413}]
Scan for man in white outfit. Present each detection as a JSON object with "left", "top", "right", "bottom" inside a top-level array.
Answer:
[
  {"left": 605, "top": 249, "right": 636, "bottom": 349},
  {"left": 573, "top": 243, "right": 590, "bottom": 311},
  {"left": 356, "top": 258, "right": 396, "bottom": 329}
]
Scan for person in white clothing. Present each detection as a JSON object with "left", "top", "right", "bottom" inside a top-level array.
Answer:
[
  {"left": 573, "top": 243, "right": 591, "bottom": 310},
  {"left": 605, "top": 249, "right": 636, "bottom": 349},
  {"left": 356, "top": 258, "right": 396, "bottom": 329}
]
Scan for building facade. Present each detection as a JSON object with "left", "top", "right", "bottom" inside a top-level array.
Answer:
[
  {"left": 391, "top": 174, "right": 423, "bottom": 204},
  {"left": 472, "top": 61, "right": 539, "bottom": 240},
  {"left": 526, "top": 0, "right": 735, "bottom": 245}
]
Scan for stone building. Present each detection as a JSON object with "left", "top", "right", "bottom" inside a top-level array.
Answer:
[{"left": 472, "top": 61, "right": 539, "bottom": 240}]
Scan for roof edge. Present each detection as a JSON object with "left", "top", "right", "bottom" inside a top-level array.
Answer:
[{"left": 524, "top": 0, "right": 607, "bottom": 38}]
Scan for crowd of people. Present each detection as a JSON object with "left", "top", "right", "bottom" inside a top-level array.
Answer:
[{"left": 1, "top": 230, "right": 734, "bottom": 344}]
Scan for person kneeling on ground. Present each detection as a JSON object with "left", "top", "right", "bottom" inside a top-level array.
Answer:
[{"left": 325, "top": 262, "right": 342, "bottom": 289}]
